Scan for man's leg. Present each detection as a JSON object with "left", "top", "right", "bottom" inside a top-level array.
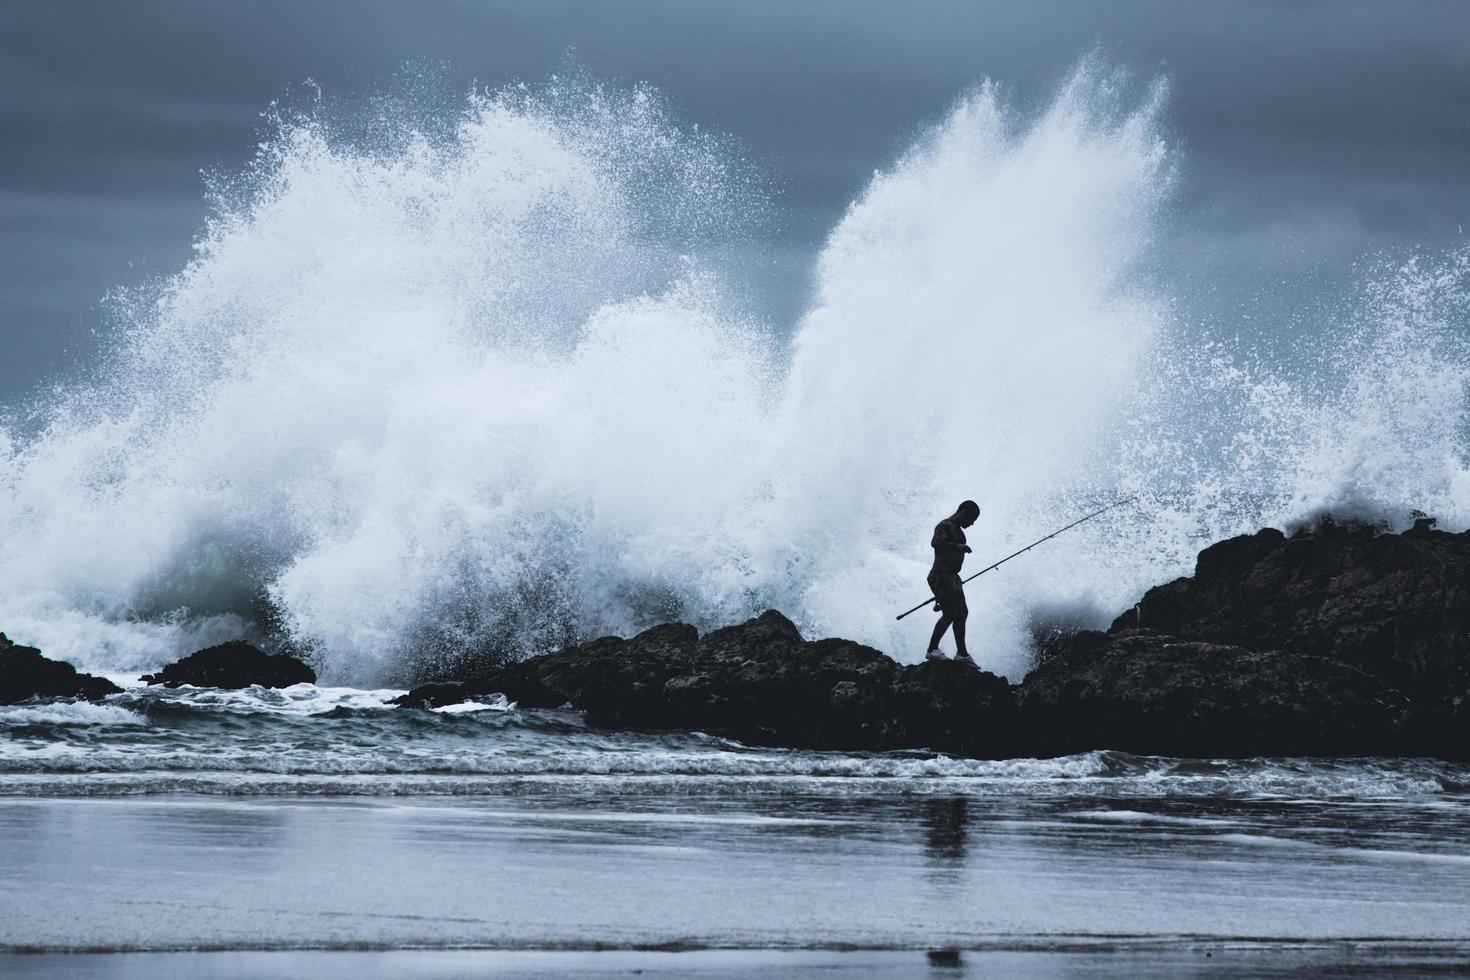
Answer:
[
  {"left": 951, "top": 608, "right": 969, "bottom": 659},
  {"left": 950, "top": 582, "right": 972, "bottom": 662},
  {"left": 927, "top": 614, "right": 952, "bottom": 653}
]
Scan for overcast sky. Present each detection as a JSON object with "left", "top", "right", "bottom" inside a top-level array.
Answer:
[{"left": 3, "top": 1, "right": 1469, "bottom": 403}]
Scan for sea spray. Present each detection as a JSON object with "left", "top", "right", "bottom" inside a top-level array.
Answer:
[
  {"left": 1, "top": 62, "right": 1467, "bottom": 683},
  {"left": 1285, "top": 250, "right": 1470, "bottom": 525},
  {"left": 0, "top": 80, "right": 780, "bottom": 682},
  {"left": 764, "top": 65, "right": 1172, "bottom": 674}
]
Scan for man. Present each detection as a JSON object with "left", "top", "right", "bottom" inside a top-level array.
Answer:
[{"left": 926, "top": 500, "right": 980, "bottom": 666}]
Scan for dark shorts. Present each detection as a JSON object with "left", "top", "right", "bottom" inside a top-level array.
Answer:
[{"left": 927, "top": 570, "right": 967, "bottom": 618}]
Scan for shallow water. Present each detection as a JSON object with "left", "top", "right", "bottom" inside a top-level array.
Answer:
[
  {"left": 5, "top": 789, "right": 1470, "bottom": 953},
  {"left": 3, "top": 682, "right": 1465, "bottom": 799},
  {"left": 2, "top": 682, "right": 1468, "bottom": 966},
  {"left": 8, "top": 947, "right": 1470, "bottom": 979}
]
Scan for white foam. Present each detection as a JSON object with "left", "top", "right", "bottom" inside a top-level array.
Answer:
[
  {"left": 0, "top": 702, "right": 146, "bottom": 727},
  {"left": 1338, "top": 846, "right": 1470, "bottom": 866},
  {"left": 126, "top": 683, "right": 406, "bottom": 715},
  {"left": 1072, "top": 809, "right": 1238, "bottom": 827},
  {"left": 434, "top": 694, "right": 512, "bottom": 714}
]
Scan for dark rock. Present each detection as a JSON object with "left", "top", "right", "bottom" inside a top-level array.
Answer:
[
  {"left": 391, "top": 520, "right": 1470, "bottom": 762},
  {"left": 391, "top": 681, "right": 473, "bottom": 710},
  {"left": 884, "top": 659, "right": 1017, "bottom": 758},
  {"left": 1018, "top": 629, "right": 1416, "bottom": 757},
  {"left": 396, "top": 610, "right": 1017, "bottom": 754},
  {"left": 648, "top": 612, "right": 897, "bottom": 749},
  {"left": 141, "top": 641, "right": 316, "bottom": 689},
  {"left": 0, "top": 633, "right": 122, "bottom": 703},
  {"left": 1110, "top": 521, "right": 1470, "bottom": 722}
]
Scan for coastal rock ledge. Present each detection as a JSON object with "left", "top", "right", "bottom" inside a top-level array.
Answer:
[
  {"left": 397, "top": 519, "right": 1470, "bottom": 762},
  {"left": 398, "top": 612, "right": 1018, "bottom": 758}
]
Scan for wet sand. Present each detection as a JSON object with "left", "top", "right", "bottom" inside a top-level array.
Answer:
[
  {"left": 6, "top": 945, "right": 1470, "bottom": 978},
  {"left": 2, "top": 792, "right": 1467, "bottom": 976}
]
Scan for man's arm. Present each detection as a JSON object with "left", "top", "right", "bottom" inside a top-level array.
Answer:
[{"left": 931, "top": 522, "right": 972, "bottom": 554}]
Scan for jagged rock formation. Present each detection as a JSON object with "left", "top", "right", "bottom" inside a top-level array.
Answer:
[
  {"left": 1114, "top": 519, "right": 1469, "bottom": 722},
  {"left": 11, "top": 518, "right": 1467, "bottom": 761},
  {"left": 1018, "top": 628, "right": 1416, "bottom": 757},
  {"left": 396, "top": 611, "right": 1018, "bottom": 757},
  {"left": 141, "top": 640, "right": 316, "bottom": 689},
  {"left": 0, "top": 632, "right": 122, "bottom": 703},
  {"left": 397, "top": 519, "right": 1470, "bottom": 762},
  {"left": 1022, "top": 518, "right": 1468, "bottom": 760}
]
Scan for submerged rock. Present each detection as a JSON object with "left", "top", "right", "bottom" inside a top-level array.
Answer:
[
  {"left": 141, "top": 641, "right": 316, "bottom": 689},
  {"left": 0, "top": 633, "right": 122, "bottom": 703}
]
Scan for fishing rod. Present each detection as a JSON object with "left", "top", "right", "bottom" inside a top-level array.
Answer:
[{"left": 895, "top": 495, "right": 1139, "bottom": 621}]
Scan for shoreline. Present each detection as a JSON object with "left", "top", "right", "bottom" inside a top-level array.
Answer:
[
  {"left": 5, "top": 791, "right": 1466, "bottom": 956},
  {"left": 9, "top": 936, "right": 1470, "bottom": 954},
  {"left": 8, "top": 944, "right": 1470, "bottom": 979}
]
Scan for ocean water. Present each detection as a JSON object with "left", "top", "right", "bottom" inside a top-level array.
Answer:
[
  {"left": 2, "top": 683, "right": 1467, "bottom": 800},
  {"left": 1, "top": 682, "right": 1468, "bottom": 967}
]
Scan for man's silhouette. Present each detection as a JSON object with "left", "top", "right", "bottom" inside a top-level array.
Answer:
[{"left": 926, "top": 500, "right": 980, "bottom": 666}]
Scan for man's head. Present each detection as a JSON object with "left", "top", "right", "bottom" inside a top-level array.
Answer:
[{"left": 955, "top": 500, "right": 980, "bottom": 527}]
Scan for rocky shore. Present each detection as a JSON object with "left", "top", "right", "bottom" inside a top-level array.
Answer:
[
  {"left": 395, "top": 518, "right": 1468, "bottom": 761},
  {"left": 4, "top": 518, "right": 1467, "bottom": 761},
  {"left": 395, "top": 612, "right": 1018, "bottom": 756}
]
